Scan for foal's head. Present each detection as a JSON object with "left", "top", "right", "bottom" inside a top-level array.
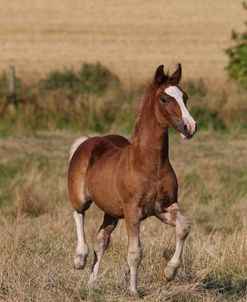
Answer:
[{"left": 153, "top": 64, "right": 197, "bottom": 139}]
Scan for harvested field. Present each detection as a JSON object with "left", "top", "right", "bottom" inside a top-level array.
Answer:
[{"left": 0, "top": 0, "right": 245, "bottom": 84}]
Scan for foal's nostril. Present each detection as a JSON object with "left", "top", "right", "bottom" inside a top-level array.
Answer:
[{"left": 184, "top": 124, "right": 189, "bottom": 134}]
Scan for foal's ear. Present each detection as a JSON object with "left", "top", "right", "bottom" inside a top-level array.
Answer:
[
  {"left": 154, "top": 65, "right": 167, "bottom": 86},
  {"left": 169, "top": 63, "right": 182, "bottom": 84}
]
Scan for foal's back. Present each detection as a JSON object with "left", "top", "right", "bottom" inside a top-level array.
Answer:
[{"left": 68, "top": 134, "right": 129, "bottom": 216}]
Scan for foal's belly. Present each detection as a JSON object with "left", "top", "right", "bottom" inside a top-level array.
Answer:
[
  {"left": 89, "top": 183, "right": 124, "bottom": 218},
  {"left": 87, "top": 153, "right": 124, "bottom": 218}
]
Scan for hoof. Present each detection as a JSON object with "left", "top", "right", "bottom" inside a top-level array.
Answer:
[
  {"left": 74, "top": 255, "right": 87, "bottom": 270},
  {"left": 88, "top": 273, "right": 97, "bottom": 285},
  {"left": 164, "top": 265, "right": 178, "bottom": 282}
]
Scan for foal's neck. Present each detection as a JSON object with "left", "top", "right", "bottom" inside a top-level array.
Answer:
[
  {"left": 131, "top": 89, "right": 170, "bottom": 171},
  {"left": 132, "top": 126, "right": 169, "bottom": 168}
]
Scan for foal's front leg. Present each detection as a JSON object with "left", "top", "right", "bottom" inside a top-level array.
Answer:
[
  {"left": 157, "top": 203, "right": 190, "bottom": 281},
  {"left": 125, "top": 213, "right": 142, "bottom": 297}
]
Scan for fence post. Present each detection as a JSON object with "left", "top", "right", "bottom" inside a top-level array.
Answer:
[{"left": 8, "top": 65, "right": 18, "bottom": 108}]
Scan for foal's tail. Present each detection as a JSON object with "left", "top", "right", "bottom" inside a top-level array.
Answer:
[{"left": 69, "top": 135, "right": 90, "bottom": 161}]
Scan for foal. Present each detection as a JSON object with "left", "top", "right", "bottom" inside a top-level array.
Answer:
[{"left": 68, "top": 64, "right": 197, "bottom": 296}]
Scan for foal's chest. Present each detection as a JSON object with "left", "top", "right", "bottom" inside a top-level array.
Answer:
[{"left": 137, "top": 179, "right": 178, "bottom": 219}]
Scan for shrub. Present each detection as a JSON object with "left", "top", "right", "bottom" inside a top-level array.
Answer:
[
  {"left": 38, "top": 63, "right": 120, "bottom": 96},
  {"left": 39, "top": 69, "right": 79, "bottom": 91},
  {"left": 225, "top": 2, "right": 247, "bottom": 87},
  {"left": 78, "top": 63, "right": 120, "bottom": 95}
]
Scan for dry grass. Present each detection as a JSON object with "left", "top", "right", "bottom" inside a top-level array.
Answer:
[
  {"left": 0, "top": 130, "right": 247, "bottom": 301},
  {"left": 0, "top": 0, "right": 246, "bottom": 84}
]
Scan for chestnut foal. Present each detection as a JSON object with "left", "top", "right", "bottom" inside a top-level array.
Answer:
[{"left": 68, "top": 64, "right": 197, "bottom": 297}]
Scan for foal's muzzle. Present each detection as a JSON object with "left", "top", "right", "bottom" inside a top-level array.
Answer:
[{"left": 177, "top": 119, "right": 197, "bottom": 139}]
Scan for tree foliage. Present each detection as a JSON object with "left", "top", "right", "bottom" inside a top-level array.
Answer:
[{"left": 226, "top": 2, "right": 247, "bottom": 86}]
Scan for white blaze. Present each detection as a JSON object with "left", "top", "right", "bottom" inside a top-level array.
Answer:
[{"left": 165, "top": 86, "right": 196, "bottom": 134}]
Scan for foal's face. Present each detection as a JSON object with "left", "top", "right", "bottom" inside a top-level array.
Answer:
[{"left": 154, "top": 64, "right": 197, "bottom": 139}]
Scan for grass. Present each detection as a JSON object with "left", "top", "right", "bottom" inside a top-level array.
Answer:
[
  {"left": 0, "top": 164, "right": 19, "bottom": 206},
  {"left": 0, "top": 130, "right": 246, "bottom": 301}
]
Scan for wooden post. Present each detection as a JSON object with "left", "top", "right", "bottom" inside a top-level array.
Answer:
[{"left": 8, "top": 65, "right": 18, "bottom": 108}]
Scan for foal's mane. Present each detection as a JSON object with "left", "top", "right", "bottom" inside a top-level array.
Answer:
[
  {"left": 131, "top": 72, "right": 169, "bottom": 141},
  {"left": 131, "top": 81, "right": 155, "bottom": 140}
]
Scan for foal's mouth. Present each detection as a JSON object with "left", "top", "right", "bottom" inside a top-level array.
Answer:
[{"left": 177, "top": 120, "right": 197, "bottom": 139}]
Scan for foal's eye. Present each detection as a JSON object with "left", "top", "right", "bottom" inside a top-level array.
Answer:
[{"left": 160, "top": 96, "right": 170, "bottom": 104}]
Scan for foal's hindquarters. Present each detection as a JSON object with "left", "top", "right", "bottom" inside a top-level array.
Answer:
[
  {"left": 68, "top": 135, "right": 128, "bottom": 276},
  {"left": 68, "top": 137, "right": 93, "bottom": 270}
]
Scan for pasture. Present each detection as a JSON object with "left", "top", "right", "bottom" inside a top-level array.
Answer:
[
  {"left": 0, "top": 0, "right": 247, "bottom": 301},
  {"left": 0, "top": 130, "right": 246, "bottom": 301}
]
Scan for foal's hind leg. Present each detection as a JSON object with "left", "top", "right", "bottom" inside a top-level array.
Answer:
[
  {"left": 89, "top": 213, "right": 118, "bottom": 283},
  {"left": 157, "top": 203, "right": 190, "bottom": 281},
  {"left": 72, "top": 195, "right": 92, "bottom": 269},
  {"left": 73, "top": 209, "right": 90, "bottom": 269}
]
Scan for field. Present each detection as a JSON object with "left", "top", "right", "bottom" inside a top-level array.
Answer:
[
  {"left": 0, "top": 1, "right": 247, "bottom": 301},
  {"left": 0, "top": 0, "right": 246, "bottom": 84},
  {"left": 0, "top": 130, "right": 246, "bottom": 301}
]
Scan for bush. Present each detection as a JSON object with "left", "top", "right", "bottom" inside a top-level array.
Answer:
[
  {"left": 39, "top": 69, "right": 79, "bottom": 91},
  {"left": 78, "top": 63, "right": 120, "bottom": 95},
  {"left": 225, "top": 2, "right": 247, "bottom": 87},
  {"left": 38, "top": 63, "right": 120, "bottom": 96}
]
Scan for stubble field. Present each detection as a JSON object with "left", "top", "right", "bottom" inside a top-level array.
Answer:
[
  {"left": 0, "top": 0, "right": 245, "bottom": 84},
  {"left": 0, "top": 1, "right": 247, "bottom": 301}
]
